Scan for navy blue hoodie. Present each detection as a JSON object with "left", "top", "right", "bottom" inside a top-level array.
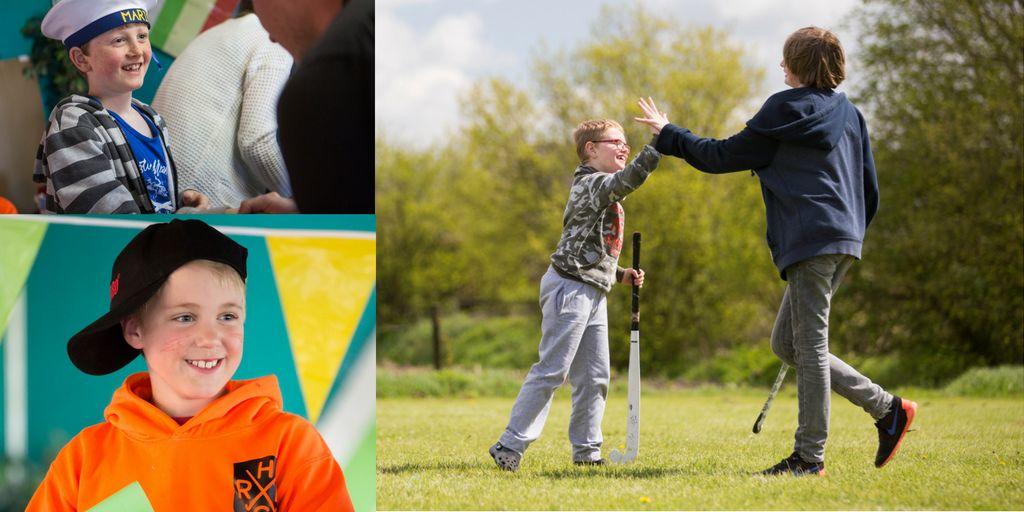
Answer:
[{"left": 654, "top": 87, "right": 878, "bottom": 279}]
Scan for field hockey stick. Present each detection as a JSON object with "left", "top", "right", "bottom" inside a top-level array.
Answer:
[
  {"left": 752, "top": 362, "right": 789, "bottom": 434},
  {"left": 610, "top": 232, "right": 641, "bottom": 464}
]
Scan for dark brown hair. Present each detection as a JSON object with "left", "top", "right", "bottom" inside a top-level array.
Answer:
[{"left": 783, "top": 26, "right": 845, "bottom": 89}]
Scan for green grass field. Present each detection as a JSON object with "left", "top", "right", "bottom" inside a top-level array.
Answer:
[{"left": 377, "top": 388, "right": 1024, "bottom": 509}]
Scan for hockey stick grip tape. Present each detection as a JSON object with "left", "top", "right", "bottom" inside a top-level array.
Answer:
[{"left": 631, "top": 232, "right": 640, "bottom": 329}]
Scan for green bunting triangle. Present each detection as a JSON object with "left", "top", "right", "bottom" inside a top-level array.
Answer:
[{"left": 0, "top": 219, "right": 47, "bottom": 336}]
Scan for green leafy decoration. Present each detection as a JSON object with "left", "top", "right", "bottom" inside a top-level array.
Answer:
[{"left": 21, "top": 15, "right": 88, "bottom": 101}]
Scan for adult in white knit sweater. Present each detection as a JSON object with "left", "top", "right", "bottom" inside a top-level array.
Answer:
[{"left": 152, "top": 1, "right": 293, "bottom": 209}]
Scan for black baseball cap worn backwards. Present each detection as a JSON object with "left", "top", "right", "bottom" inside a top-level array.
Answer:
[{"left": 67, "top": 219, "right": 248, "bottom": 376}]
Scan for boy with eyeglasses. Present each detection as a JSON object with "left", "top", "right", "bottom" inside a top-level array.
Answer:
[{"left": 489, "top": 108, "right": 662, "bottom": 471}]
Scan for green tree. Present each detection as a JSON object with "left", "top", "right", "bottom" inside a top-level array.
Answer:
[
  {"left": 839, "top": 0, "right": 1024, "bottom": 382},
  {"left": 379, "top": 5, "right": 777, "bottom": 378}
]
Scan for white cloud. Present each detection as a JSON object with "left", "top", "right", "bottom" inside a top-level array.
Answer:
[
  {"left": 376, "top": 6, "right": 514, "bottom": 147},
  {"left": 378, "top": 0, "right": 864, "bottom": 146}
]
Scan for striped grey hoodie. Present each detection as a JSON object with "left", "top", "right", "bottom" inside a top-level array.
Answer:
[
  {"left": 550, "top": 144, "right": 660, "bottom": 292},
  {"left": 33, "top": 95, "right": 180, "bottom": 213}
]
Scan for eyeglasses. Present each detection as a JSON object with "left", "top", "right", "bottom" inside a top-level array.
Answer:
[{"left": 591, "top": 139, "right": 630, "bottom": 151}]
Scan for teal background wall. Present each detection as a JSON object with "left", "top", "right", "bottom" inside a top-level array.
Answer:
[{"left": 0, "top": 1, "right": 52, "bottom": 60}]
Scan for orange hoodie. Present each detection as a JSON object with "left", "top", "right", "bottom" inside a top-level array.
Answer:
[{"left": 27, "top": 373, "right": 354, "bottom": 511}]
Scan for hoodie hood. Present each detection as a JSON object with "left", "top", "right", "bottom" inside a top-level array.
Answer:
[
  {"left": 105, "top": 372, "right": 283, "bottom": 441},
  {"left": 746, "top": 87, "right": 852, "bottom": 150}
]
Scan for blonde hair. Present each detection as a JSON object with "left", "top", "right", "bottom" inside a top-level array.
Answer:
[
  {"left": 783, "top": 26, "right": 845, "bottom": 89},
  {"left": 573, "top": 119, "right": 624, "bottom": 163},
  {"left": 131, "top": 259, "right": 246, "bottom": 324}
]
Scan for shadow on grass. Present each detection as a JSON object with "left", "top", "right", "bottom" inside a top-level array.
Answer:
[
  {"left": 538, "top": 466, "right": 704, "bottom": 479},
  {"left": 380, "top": 459, "right": 752, "bottom": 480},
  {"left": 378, "top": 461, "right": 480, "bottom": 474}
]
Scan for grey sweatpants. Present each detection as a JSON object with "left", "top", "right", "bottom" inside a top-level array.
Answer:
[
  {"left": 498, "top": 267, "right": 610, "bottom": 462},
  {"left": 771, "top": 254, "right": 894, "bottom": 463}
]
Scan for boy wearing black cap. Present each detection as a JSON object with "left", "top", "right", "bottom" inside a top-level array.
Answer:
[
  {"left": 27, "top": 219, "right": 353, "bottom": 511},
  {"left": 32, "top": 0, "right": 209, "bottom": 213}
]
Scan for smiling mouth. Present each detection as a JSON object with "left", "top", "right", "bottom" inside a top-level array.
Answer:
[
  {"left": 122, "top": 63, "right": 143, "bottom": 72},
  {"left": 185, "top": 358, "right": 223, "bottom": 370}
]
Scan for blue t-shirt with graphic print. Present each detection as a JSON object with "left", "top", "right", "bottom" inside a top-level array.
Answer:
[{"left": 109, "top": 105, "right": 174, "bottom": 212}]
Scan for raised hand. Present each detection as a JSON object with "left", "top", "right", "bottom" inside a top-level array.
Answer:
[{"left": 634, "top": 96, "right": 670, "bottom": 135}]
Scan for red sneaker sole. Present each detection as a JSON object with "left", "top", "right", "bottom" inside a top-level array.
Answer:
[{"left": 878, "top": 399, "right": 917, "bottom": 468}]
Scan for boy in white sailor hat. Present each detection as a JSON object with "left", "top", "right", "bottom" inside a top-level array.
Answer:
[{"left": 33, "top": 0, "right": 210, "bottom": 214}]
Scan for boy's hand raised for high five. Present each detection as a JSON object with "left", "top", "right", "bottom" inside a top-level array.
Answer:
[{"left": 634, "top": 97, "right": 670, "bottom": 135}]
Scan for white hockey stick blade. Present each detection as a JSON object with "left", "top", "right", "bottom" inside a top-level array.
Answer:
[{"left": 610, "top": 333, "right": 640, "bottom": 464}]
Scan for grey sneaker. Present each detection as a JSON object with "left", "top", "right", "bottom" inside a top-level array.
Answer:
[{"left": 489, "top": 442, "right": 521, "bottom": 472}]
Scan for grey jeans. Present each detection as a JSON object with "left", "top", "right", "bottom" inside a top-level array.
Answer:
[
  {"left": 771, "top": 254, "right": 893, "bottom": 463},
  {"left": 498, "top": 267, "right": 610, "bottom": 462}
]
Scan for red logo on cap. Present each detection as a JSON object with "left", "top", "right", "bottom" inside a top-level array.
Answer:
[{"left": 110, "top": 274, "right": 120, "bottom": 300}]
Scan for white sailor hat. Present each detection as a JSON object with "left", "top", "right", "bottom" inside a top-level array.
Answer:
[{"left": 41, "top": 0, "right": 159, "bottom": 49}]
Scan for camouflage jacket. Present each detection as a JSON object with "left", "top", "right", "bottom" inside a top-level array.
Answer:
[{"left": 550, "top": 144, "right": 660, "bottom": 292}]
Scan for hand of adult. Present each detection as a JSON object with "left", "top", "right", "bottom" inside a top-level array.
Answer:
[
  {"left": 634, "top": 97, "right": 670, "bottom": 135},
  {"left": 238, "top": 192, "right": 300, "bottom": 213},
  {"left": 180, "top": 189, "right": 210, "bottom": 210}
]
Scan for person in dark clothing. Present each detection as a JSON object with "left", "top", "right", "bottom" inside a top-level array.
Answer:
[
  {"left": 635, "top": 26, "right": 917, "bottom": 476},
  {"left": 242, "top": 0, "right": 373, "bottom": 213}
]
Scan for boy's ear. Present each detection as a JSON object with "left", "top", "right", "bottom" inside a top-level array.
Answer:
[
  {"left": 122, "top": 317, "right": 144, "bottom": 350},
  {"left": 68, "top": 47, "right": 91, "bottom": 73}
]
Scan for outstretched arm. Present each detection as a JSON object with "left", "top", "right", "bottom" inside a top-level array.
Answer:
[
  {"left": 586, "top": 144, "right": 661, "bottom": 207},
  {"left": 635, "top": 96, "right": 777, "bottom": 174}
]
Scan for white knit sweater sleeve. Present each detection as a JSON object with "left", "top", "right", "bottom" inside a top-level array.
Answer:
[{"left": 237, "top": 41, "right": 293, "bottom": 197}]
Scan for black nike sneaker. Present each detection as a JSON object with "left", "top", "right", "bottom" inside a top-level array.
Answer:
[
  {"left": 573, "top": 458, "right": 607, "bottom": 466},
  {"left": 875, "top": 396, "right": 918, "bottom": 468},
  {"left": 758, "top": 452, "right": 825, "bottom": 476}
]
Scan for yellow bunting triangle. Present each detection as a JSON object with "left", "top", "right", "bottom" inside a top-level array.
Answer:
[
  {"left": 0, "top": 219, "right": 47, "bottom": 335},
  {"left": 266, "top": 236, "right": 375, "bottom": 423}
]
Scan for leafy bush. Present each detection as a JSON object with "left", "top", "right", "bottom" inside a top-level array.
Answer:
[
  {"left": 377, "top": 365, "right": 527, "bottom": 398},
  {"left": 683, "top": 344, "right": 779, "bottom": 386},
  {"left": 379, "top": 313, "right": 539, "bottom": 369},
  {"left": 944, "top": 366, "right": 1024, "bottom": 397}
]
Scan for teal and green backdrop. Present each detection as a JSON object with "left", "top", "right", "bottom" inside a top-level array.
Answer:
[{"left": 0, "top": 215, "right": 375, "bottom": 511}]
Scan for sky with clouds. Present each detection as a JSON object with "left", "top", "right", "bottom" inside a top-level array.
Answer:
[{"left": 378, "top": 0, "right": 861, "bottom": 147}]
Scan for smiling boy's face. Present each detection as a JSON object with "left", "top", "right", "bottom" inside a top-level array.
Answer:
[
  {"left": 586, "top": 127, "right": 630, "bottom": 174},
  {"left": 122, "top": 260, "right": 245, "bottom": 417},
  {"left": 72, "top": 23, "right": 151, "bottom": 97}
]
